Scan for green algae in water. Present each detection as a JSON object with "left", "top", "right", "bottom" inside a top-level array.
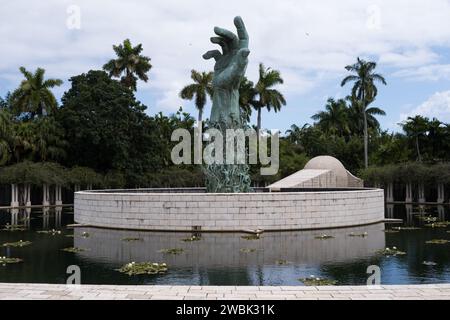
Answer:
[
  {"left": 2, "top": 240, "right": 32, "bottom": 248},
  {"left": 383, "top": 229, "right": 400, "bottom": 233},
  {"left": 0, "top": 256, "right": 23, "bottom": 266},
  {"left": 392, "top": 226, "right": 421, "bottom": 231},
  {"left": 182, "top": 235, "right": 201, "bottom": 242},
  {"left": 315, "top": 234, "right": 334, "bottom": 240},
  {"left": 376, "top": 247, "right": 406, "bottom": 256},
  {"left": 1, "top": 224, "right": 27, "bottom": 232},
  {"left": 37, "top": 229, "right": 62, "bottom": 235},
  {"left": 158, "top": 248, "right": 184, "bottom": 255},
  {"left": 299, "top": 276, "right": 338, "bottom": 286},
  {"left": 121, "top": 237, "right": 143, "bottom": 242},
  {"left": 61, "top": 247, "right": 87, "bottom": 253},
  {"left": 425, "top": 221, "right": 450, "bottom": 228},
  {"left": 348, "top": 232, "right": 368, "bottom": 237},
  {"left": 425, "top": 239, "right": 450, "bottom": 245},
  {"left": 240, "top": 248, "right": 256, "bottom": 253},
  {"left": 116, "top": 262, "right": 168, "bottom": 276}
]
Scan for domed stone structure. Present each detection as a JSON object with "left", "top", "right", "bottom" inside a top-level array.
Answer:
[{"left": 268, "top": 155, "right": 363, "bottom": 189}]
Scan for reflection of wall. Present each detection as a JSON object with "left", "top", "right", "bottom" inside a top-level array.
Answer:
[
  {"left": 75, "top": 189, "right": 385, "bottom": 231},
  {"left": 75, "top": 223, "right": 386, "bottom": 268}
]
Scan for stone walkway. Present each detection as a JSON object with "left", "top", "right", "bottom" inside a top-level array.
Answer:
[{"left": 1, "top": 283, "right": 450, "bottom": 300}]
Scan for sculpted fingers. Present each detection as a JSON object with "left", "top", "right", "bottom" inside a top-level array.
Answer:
[
  {"left": 210, "top": 36, "right": 229, "bottom": 55},
  {"left": 203, "top": 50, "right": 222, "bottom": 61},
  {"left": 234, "top": 16, "right": 249, "bottom": 48},
  {"left": 214, "top": 26, "right": 239, "bottom": 48}
]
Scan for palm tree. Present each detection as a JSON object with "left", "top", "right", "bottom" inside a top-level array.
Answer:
[
  {"left": 179, "top": 70, "right": 213, "bottom": 123},
  {"left": 312, "top": 98, "right": 350, "bottom": 136},
  {"left": 341, "top": 57, "right": 386, "bottom": 168},
  {"left": 238, "top": 76, "right": 257, "bottom": 123},
  {"left": 347, "top": 95, "right": 385, "bottom": 134},
  {"left": 401, "top": 115, "right": 429, "bottom": 162},
  {"left": 254, "top": 63, "right": 286, "bottom": 136},
  {"left": 0, "top": 109, "right": 11, "bottom": 165},
  {"left": 10, "top": 67, "right": 63, "bottom": 118},
  {"left": 103, "top": 39, "right": 152, "bottom": 91}
]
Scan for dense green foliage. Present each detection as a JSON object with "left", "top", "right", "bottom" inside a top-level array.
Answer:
[{"left": 1, "top": 45, "right": 449, "bottom": 189}]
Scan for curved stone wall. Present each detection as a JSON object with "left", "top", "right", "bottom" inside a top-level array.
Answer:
[{"left": 74, "top": 188, "right": 385, "bottom": 231}]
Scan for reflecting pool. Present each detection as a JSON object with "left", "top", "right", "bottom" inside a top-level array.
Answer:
[{"left": 1, "top": 205, "right": 450, "bottom": 285}]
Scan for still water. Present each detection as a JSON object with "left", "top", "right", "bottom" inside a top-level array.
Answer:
[{"left": 0, "top": 205, "right": 450, "bottom": 285}]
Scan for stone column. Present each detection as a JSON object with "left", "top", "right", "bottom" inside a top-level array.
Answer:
[
  {"left": 10, "top": 184, "right": 19, "bottom": 208},
  {"left": 386, "top": 183, "right": 394, "bottom": 202},
  {"left": 418, "top": 183, "right": 426, "bottom": 203},
  {"left": 74, "top": 185, "right": 81, "bottom": 192},
  {"left": 405, "top": 183, "right": 413, "bottom": 203},
  {"left": 437, "top": 183, "right": 445, "bottom": 203},
  {"left": 42, "top": 184, "right": 50, "bottom": 207},
  {"left": 55, "top": 185, "right": 62, "bottom": 206},
  {"left": 87, "top": 184, "right": 93, "bottom": 190}
]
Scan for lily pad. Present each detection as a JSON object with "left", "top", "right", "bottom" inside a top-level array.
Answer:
[
  {"left": 383, "top": 229, "right": 400, "bottom": 233},
  {"left": 376, "top": 247, "right": 406, "bottom": 256},
  {"left": 240, "top": 248, "right": 256, "bottom": 253},
  {"left": 65, "top": 234, "right": 74, "bottom": 238},
  {"left": 241, "top": 234, "right": 260, "bottom": 240},
  {"left": 81, "top": 232, "right": 90, "bottom": 238},
  {"left": 182, "top": 235, "right": 201, "bottom": 242},
  {"left": 1, "top": 224, "right": 27, "bottom": 232},
  {"left": 425, "top": 221, "right": 450, "bottom": 228},
  {"left": 423, "top": 261, "right": 437, "bottom": 266},
  {"left": 417, "top": 216, "right": 438, "bottom": 223},
  {"left": 121, "top": 237, "right": 142, "bottom": 242},
  {"left": 348, "top": 232, "right": 368, "bottom": 237},
  {"left": 158, "top": 248, "right": 184, "bottom": 255},
  {"left": 425, "top": 239, "right": 450, "bottom": 245},
  {"left": 2, "top": 240, "right": 32, "bottom": 248},
  {"left": 315, "top": 234, "right": 334, "bottom": 240},
  {"left": 37, "top": 229, "right": 62, "bottom": 235},
  {"left": 275, "top": 259, "right": 290, "bottom": 265},
  {"left": 116, "top": 262, "right": 168, "bottom": 276},
  {"left": 299, "top": 276, "right": 338, "bottom": 286},
  {"left": 61, "top": 247, "right": 87, "bottom": 253},
  {"left": 392, "top": 226, "right": 421, "bottom": 231},
  {"left": 0, "top": 256, "right": 23, "bottom": 265}
]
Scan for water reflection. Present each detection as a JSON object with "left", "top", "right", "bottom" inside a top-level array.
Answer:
[{"left": 74, "top": 224, "right": 386, "bottom": 268}]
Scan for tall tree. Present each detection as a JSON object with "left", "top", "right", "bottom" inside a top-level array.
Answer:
[
  {"left": 254, "top": 63, "right": 286, "bottom": 136},
  {"left": 238, "top": 76, "right": 257, "bottom": 123},
  {"left": 103, "top": 39, "right": 152, "bottom": 91},
  {"left": 0, "top": 109, "right": 11, "bottom": 165},
  {"left": 347, "top": 95, "right": 385, "bottom": 135},
  {"left": 10, "top": 67, "right": 62, "bottom": 118},
  {"left": 179, "top": 70, "right": 213, "bottom": 123},
  {"left": 341, "top": 57, "right": 386, "bottom": 168},
  {"left": 312, "top": 98, "right": 350, "bottom": 137},
  {"left": 401, "top": 115, "right": 429, "bottom": 162}
]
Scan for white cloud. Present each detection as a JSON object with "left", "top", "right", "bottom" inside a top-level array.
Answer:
[
  {"left": 2, "top": 0, "right": 450, "bottom": 118},
  {"left": 393, "top": 64, "right": 450, "bottom": 81},
  {"left": 400, "top": 91, "right": 450, "bottom": 122}
]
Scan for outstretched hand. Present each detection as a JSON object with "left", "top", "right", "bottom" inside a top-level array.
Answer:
[{"left": 203, "top": 16, "right": 250, "bottom": 89}]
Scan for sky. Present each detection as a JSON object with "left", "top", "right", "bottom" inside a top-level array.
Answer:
[{"left": 2, "top": 0, "right": 450, "bottom": 133}]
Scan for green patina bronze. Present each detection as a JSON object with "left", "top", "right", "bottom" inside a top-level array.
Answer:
[{"left": 203, "top": 16, "right": 252, "bottom": 193}]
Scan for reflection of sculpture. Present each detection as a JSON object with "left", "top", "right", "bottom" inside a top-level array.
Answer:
[
  {"left": 203, "top": 16, "right": 252, "bottom": 193},
  {"left": 203, "top": 16, "right": 250, "bottom": 125}
]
